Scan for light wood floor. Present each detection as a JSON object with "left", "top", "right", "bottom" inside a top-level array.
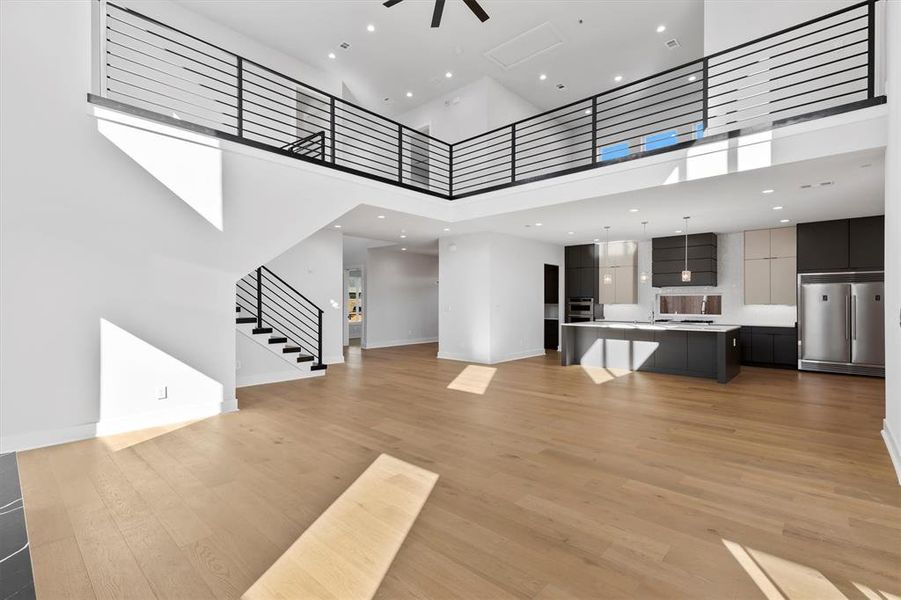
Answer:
[{"left": 19, "top": 343, "right": 900, "bottom": 599}]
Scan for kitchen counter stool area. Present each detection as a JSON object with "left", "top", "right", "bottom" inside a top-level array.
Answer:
[{"left": 561, "top": 322, "right": 742, "bottom": 383}]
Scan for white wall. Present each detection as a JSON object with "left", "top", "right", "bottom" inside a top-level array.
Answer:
[
  {"left": 438, "top": 232, "right": 563, "bottom": 364},
  {"left": 399, "top": 76, "right": 539, "bottom": 144},
  {"left": 882, "top": 0, "right": 901, "bottom": 483},
  {"left": 0, "top": 1, "right": 361, "bottom": 451},
  {"left": 364, "top": 248, "right": 439, "bottom": 349},
  {"left": 703, "top": 0, "right": 861, "bottom": 55},
  {"left": 601, "top": 233, "right": 798, "bottom": 327}
]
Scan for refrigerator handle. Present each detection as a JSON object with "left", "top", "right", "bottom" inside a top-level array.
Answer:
[
  {"left": 845, "top": 295, "right": 850, "bottom": 340},
  {"left": 851, "top": 295, "right": 857, "bottom": 341}
]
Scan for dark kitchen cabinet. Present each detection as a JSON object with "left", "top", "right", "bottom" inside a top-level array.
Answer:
[
  {"left": 652, "top": 233, "right": 718, "bottom": 287},
  {"left": 544, "top": 320, "right": 559, "bottom": 350},
  {"left": 623, "top": 329, "right": 656, "bottom": 371},
  {"left": 797, "top": 219, "right": 849, "bottom": 272},
  {"left": 653, "top": 330, "right": 688, "bottom": 371},
  {"left": 565, "top": 244, "right": 599, "bottom": 300},
  {"left": 849, "top": 215, "right": 884, "bottom": 270},
  {"left": 686, "top": 333, "right": 717, "bottom": 377},
  {"left": 544, "top": 264, "right": 559, "bottom": 303},
  {"left": 740, "top": 326, "right": 797, "bottom": 369}
]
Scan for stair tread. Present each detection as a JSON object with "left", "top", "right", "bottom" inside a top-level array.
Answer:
[
  {"left": 296, "top": 355, "right": 314, "bottom": 362},
  {"left": 236, "top": 317, "right": 256, "bottom": 324},
  {"left": 283, "top": 346, "right": 304, "bottom": 353},
  {"left": 252, "top": 327, "right": 273, "bottom": 334},
  {"left": 268, "top": 337, "right": 287, "bottom": 344}
]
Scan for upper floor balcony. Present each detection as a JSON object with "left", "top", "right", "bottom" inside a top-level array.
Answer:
[{"left": 90, "top": 0, "right": 886, "bottom": 201}]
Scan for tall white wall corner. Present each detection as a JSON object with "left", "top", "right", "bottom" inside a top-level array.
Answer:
[{"left": 883, "top": 0, "right": 901, "bottom": 485}]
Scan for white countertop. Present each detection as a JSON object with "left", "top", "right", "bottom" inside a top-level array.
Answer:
[{"left": 562, "top": 321, "right": 741, "bottom": 333}]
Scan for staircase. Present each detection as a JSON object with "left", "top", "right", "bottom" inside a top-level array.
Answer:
[{"left": 236, "top": 266, "right": 327, "bottom": 376}]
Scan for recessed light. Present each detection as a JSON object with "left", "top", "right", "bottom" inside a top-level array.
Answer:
[
  {"left": 445, "top": 71, "right": 453, "bottom": 78},
  {"left": 593, "top": 238, "right": 600, "bottom": 242},
  {"left": 567, "top": 231, "right": 574, "bottom": 235},
  {"left": 328, "top": 52, "right": 336, "bottom": 60},
  {"left": 772, "top": 206, "right": 783, "bottom": 210},
  {"left": 443, "top": 227, "right": 450, "bottom": 232},
  {"left": 675, "top": 229, "right": 682, "bottom": 234},
  {"left": 656, "top": 24, "right": 666, "bottom": 33},
  {"left": 762, "top": 189, "right": 775, "bottom": 194},
  {"left": 629, "top": 208, "right": 639, "bottom": 213},
  {"left": 539, "top": 74, "right": 547, "bottom": 81},
  {"left": 780, "top": 219, "right": 790, "bottom": 223},
  {"left": 614, "top": 75, "right": 623, "bottom": 82},
  {"left": 400, "top": 234, "right": 407, "bottom": 239},
  {"left": 366, "top": 24, "right": 375, "bottom": 32},
  {"left": 334, "top": 224, "right": 342, "bottom": 228},
  {"left": 406, "top": 91, "right": 413, "bottom": 98},
  {"left": 377, "top": 215, "right": 386, "bottom": 219},
  {"left": 401, "top": 247, "right": 407, "bottom": 251},
  {"left": 535, "top": 222, "right": 543, "bottom": 227},
  {"left": 688, "top": 75, "right": 697, "bottom": 82}
]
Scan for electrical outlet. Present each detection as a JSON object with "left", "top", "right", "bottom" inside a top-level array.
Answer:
[{"left": 157, "top": 386, "right": 168, "bottom": 400}]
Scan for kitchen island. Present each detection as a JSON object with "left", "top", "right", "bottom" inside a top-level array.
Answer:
[{"left": 561, "top": 321, "right": 741, "bottom": 383}]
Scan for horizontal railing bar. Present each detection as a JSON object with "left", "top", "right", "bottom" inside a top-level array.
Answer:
[
  {"left": 595, "top": 108, "right": 701, "bottom": 146},
  {"left": 106, "top": 43, "right": 238, "bottom": 100},
  {"left": 453, "top": 144, "right": 511, "bottom": 169},
  {"left": 452, "top": 172, "right": 513, "bottom": 193},
  {"left": 106, "top": 37, "right": 237, "bottom": 90},
  {"left": 260, "top": 275, "right": 319, "bottom": 329},
  {"left": 336, "top": 106, "right": 403, "bottom": 140},
  {"left": 260, "top": 266, "right": 323, "bottom": 312},
  {"left": 333, "top": 140, "right": 402, "bottom": 173},
  {"left": 513, "top": 102, "right": 593, "bottom": 133},
  {"left": 704, "top": 0, "right": 870, "bottom": 62},
  {"left": 709, "top": 12, "right": 865, "bottom": 70},
  {"left": 516, "top": 132, "right": 593, "bottom": 164},
  {"left": 707, "top": 53, "right": 866, "bottom": 102},
  {"left": 451, "top": 158, "right": 512, "bottom": 183},
  {"left": 516, "top": 153, "right": 592, "bottom": 179},
  {"left": 453, "top": 126, "right": 515, "bottom": 151},
  {"left": 595, "top": 118, "right": 700, "bottom": 152},
  {"left": 593, "top": 87, "right": 702, "bottom": 129},
  {"left": 107, "top": 78, "right": 236, "bottom": 123},
  {"left": 595, "top": 97, "right": 702, "bottom": 136},
  {"left": 708, "top": 25, "right": 867, "bottom": 80},
  {"left": 515, "top": 112, "right": 592, "bottom": 144},
  {"left": 241, "top": 72, "right": 332, "bottom": 118},
  {"left": 241, "top": 98, "right": 328, "bottom": 134},
  {"left": 106, "top": 21, "right": 238, "bottom": 81},
  {"left": 106, "top": 87, "right": 237, "bottom": 132},
  {"left": 107, "top": 63, "right": 237, "bottom": 112},
  {"left": 399, "top": 161, "right": 451, "bottom": 183},
  {"left": 707, "top": 39, "right": 865, "bottom": 91},
  {"left": 257, "top": 288, "right": 321, "bottom": 336},
  {"left": 401, "top": 148, "right": 452, "bottom": 173},
  {"left": 595, "top": 69, "right": 705, "bottom": 112},
  {"left": 106, "top": 9, "right": 237, "bottom": 70},
  {"left": 708, "top": 68, "right": 866, "bottom": 111},
  {"left": 516, "top": 141, "right": 593, "bottom": 172},
  {"left": 242, "top": 114, "right": 322, "bottom": 145},
  {"left": 452, "top": 136, "right": 511, "bottom": 162}
]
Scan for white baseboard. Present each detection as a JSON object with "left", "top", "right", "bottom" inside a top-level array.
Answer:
[
  {"left": 0, "top": 398, "right": 239, "bottom": 453},
  {"left": 323, "top": 355, "right": 345, "bottom": 365},
  {"left": 437, "top": 348, "right": 545, "bottom": 365},
  {"left": 363, "top": 337, "right": 438, "bottom": 350},
  {"left": 237, "top": 369, "right": 324, "bottom": 388},
  {"left": 882, "top": 419, "right": 901, "bottom": 485}
]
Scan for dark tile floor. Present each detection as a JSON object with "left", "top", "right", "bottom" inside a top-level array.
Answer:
[{"left": 0, "top": 452, "right": 35, "bottom": 600}]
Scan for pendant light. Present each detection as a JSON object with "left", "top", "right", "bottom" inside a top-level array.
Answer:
[
  {"left": 639, "top": 221, "right": 650, "bottom": 283},
  {"left": 602, "top": 226, "right": 613, "bottom": 285},
  {"left": 681, "top": 216, "right": 692, "bottom": 283}
]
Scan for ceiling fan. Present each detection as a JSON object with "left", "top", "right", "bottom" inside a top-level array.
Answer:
[{"left": 382, "top": 0, "right": 490, "bottom": 28}]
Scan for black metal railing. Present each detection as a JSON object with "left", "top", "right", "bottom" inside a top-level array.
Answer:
[
  {"left": 450, "top": 0, "right": 880, "bottom": 197},
  {"left": 93, "top": 0, "right": 882, "bottom": 201},
  {"left": 236, "top": 266, "right": 324, "bottom": 366}
]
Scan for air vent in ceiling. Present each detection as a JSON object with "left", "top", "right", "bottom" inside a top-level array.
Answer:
[
  {"left": 339, "top": 41, "right": 351, "bottom": 50},
  {"left": 484, "top": 22, "right": 564, "bottom": 70},
  {"left": 665, "top": 38, "right": 681, "bottom": 49}
]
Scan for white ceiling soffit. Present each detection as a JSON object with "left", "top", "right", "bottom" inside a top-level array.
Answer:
[{"left": 483, "top": 22, "right": 564, "bottom": 70}]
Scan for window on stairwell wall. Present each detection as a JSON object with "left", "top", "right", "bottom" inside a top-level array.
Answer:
[{"left": 643, "top": 129, "right": 679, "bottom": 151}]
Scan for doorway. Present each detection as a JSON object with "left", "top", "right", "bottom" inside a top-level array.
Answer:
[{"left": 344, "top": 267, "right": 364, "bottom": 347}]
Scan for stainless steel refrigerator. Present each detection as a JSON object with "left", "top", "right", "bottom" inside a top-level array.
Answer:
[{"left": 798, "top": 272, "right": 884, "bottom": 377}]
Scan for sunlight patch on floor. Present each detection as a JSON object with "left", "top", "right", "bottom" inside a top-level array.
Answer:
[
  {"left": 99, "top": 418, "right": 201, "bottom": 453},
  {"left": 723, "top": 539, "right": 897, "bottom": 600},
  {"left": 580, "top": 365, "right": 631, "bottom": 385},
  {"left": 447, "top": 365, "right": 497, "bottom": 395},
  {"left": 242, "top": 454, "right": 438, "bottom": 600}
]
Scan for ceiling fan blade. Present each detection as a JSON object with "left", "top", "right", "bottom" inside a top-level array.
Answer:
[
  {"left": 461, "top": 0, "right": 490, "bottom": 22},
  {"left": 430, "top": 0, "right": 446, "bottom": 28},
  {"left": 383, "top": 0, "right": 404, "bottom": 7}
]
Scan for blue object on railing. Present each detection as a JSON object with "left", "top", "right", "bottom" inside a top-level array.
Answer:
[
  {"left": 644, "top": 130, "right": 679, "bottom": 151},
  {"left": 694, "top": 123, "right": 705, "bottom": 140},
  {"left": 600, "top": 142, "right": 630, "bottom": 161}
]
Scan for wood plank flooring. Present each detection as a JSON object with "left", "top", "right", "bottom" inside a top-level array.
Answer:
[{"left": 19, "top": 343, "right": 900, "bottom": 599}]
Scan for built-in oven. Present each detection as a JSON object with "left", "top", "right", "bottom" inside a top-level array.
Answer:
[{"left": 566, "top": 298, "right": 597, "bottom": 322}]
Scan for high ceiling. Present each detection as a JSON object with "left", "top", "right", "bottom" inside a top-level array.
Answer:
[
  {"left": 174, "top": 0, "right": 704, "bottom": 117},
  {"left": 329, "top": 148, "right": 885, "bottom": 251}
]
